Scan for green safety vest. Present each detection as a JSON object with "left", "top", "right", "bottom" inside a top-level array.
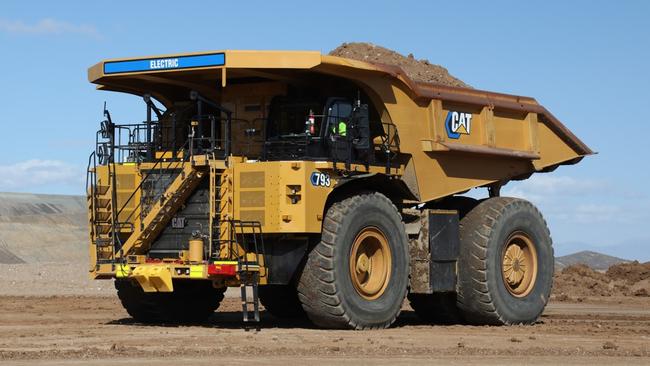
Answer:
[{"left": 331, "top": 121, "right": 347, "bottom": 136}]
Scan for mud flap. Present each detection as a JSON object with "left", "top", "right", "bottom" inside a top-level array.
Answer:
[{"left": 408, "top": 209, "right": 460, "bottom": 293}]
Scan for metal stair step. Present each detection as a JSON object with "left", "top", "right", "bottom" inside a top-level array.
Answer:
[
  {"left": 94, "top": 212, "right": 111, "bottom": 221},
  {"left": 96, "top": 223, "right": 112, "bottom": 234},
  {"left": 95, "top": 185, "right": 110, "bottom": 195},
  {"left": 96, "top": 198, "right": 111, "bottom": 208}
]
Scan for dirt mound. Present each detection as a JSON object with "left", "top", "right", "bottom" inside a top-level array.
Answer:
[
  {"left": 605, "top": 261, "right": 650, "bottom": 284},
  {"left": 329, "top": 42, "right": 470, "bottom": 88},
  {"left": 553, "top": 264, "right": 618, "bottom": 298},
  {"left": 553, "top": 262, "right": 650, "bottom": 300}
]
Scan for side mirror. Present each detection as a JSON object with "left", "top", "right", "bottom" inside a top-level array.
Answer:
[{"left": 100, "top": 120, "right": 114, "bottom": 139}]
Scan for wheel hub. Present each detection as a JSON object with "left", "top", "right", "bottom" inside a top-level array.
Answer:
[
  {"left": 349, "top": 227, "right": 392, "bottom": 300},
  {"left": 501, "top": 232, "right": 538, "bottom": 297},
  {"left": 356, "top": 253, "right": 370, "bottom": 273}
]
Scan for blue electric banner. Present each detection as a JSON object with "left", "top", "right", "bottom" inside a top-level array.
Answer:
[{"left": 103, "top": 53, "right": 225, "bottom": 74}]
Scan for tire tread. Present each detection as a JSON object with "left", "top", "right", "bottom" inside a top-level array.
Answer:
[
  {"left": 456, "top": 197, "right": 553, "bottom": 325},
  {"left": 297, "top": 192, "right": 408, "bottom": 329}
]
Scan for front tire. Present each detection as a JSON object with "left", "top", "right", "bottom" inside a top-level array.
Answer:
[
  {"left": 297, "top": 192, "right": 409, "bottom": 329},
  {"left": 115, "top": 279, "right": 225, "bottom": 324},
  {"left": 258, "top": 284, "right": 306, "bottom": 319},
  {"left": 456, "top": 197, "right": 553, "bottom": 325}
]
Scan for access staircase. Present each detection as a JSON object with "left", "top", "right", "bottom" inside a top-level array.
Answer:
[
  {"left": 87, "top": 150, "right": 206, "bottom": 261},
  {"left": 117, "top": 163, "right": 205, "bottom": 258},
  {"left": 87, "top": 153, "right": 118, "bottom": 263},
  {"left": 88, "top": 184, "right": 116, "bottom": 262},
  {"left": 88, "top": 153, "right": 267, "bottom": 329}
]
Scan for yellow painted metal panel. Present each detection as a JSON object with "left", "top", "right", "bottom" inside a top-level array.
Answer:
[
  {"left": 115, "top": 264, "right": 131, "bottom": 278},
  {"left": 226, "top": 50, "right": 320, "bottom": 69},
  {"left": 131, "top": 266, "right": 156, "bottom": 292},
  {"left": 189, "top": 265, "right": 205, "bottom": 279},
  {"left": 233, "top": 161, "right": 335, "bottom": 234},
  {"left": 148, "top": 266, "right": 173, "bottom": 292},
  {"left": 89, "top": 50, "right": 322, "bottom": 83}
]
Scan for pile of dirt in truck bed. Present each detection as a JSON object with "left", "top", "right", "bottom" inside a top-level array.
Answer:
[
  {"left": 553, "top": 262, "right": 650, "bottom": 300},
  {"left": 329, "top": 42, "right": 471, "bottom": 88}
]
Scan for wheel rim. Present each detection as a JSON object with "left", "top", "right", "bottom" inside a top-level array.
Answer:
[
  {"left": 349, "top": 227, "right": 392, "bottom": 300},
  {"left": 501, "top": 231, "right": 538, "bottom": 297}
]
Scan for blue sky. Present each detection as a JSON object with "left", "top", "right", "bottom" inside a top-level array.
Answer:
[{"left": 0, "top": 1, "right": 648, "bottom": 260}]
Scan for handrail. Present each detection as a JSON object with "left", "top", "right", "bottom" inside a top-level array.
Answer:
[
  {"left": 85, "top": 151, "right": 96, "bottom": 197},
  {"left": 120, "top": 152, "right": 189, "bottom": 226},
  {"left": 261, "top": 117, "right": 401, "bottom": 172},
  {"left": 116, "top": 139, "right": 190, "bottom": 220},
  {"left": 113, "top": 108, "right": 232, "bottom": 230},
  {"left": 85, "top": 151, "right": 97, "bottom": 240},
  {"left": 95, "top": 107, "right": 233, "bottom": 240},
  {"left": 229, "top": 220, "right": 266, "bottom": 270}
]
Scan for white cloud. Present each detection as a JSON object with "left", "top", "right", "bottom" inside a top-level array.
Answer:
[
  {"left": 555, "top": 203, "right": 637, "bottom": 224},
  {"left": 502, "top": 174, "right": 604, "bottom": 203},
  {"left": 0, "top": 18, "right": 100, "bottom": 38},
  {"left": 498, "top": 173, "right": 648, "bottom": 236},
  {"left": 0, "top": 159, "right": 83, "bottom": 191},
  {"left": 484, "top": 174, "right": 650, "bottom": 260}
]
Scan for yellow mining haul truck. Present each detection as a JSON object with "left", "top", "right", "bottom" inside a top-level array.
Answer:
[{"left": 86, "top": 50, "right": 592, "bottom": 329}]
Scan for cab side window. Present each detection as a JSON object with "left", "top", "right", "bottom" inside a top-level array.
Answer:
[{"left": 323, "top": 100, "right": 352, "bottom": 138}]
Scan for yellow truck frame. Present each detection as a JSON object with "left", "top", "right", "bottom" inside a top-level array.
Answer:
[{"left": 86, "top": 50, "right": 591, "bottom": 329}]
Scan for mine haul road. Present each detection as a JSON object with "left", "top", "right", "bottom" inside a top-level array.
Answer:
[{"left": 0, "top": 295, "right": 649, "bottom": 365}]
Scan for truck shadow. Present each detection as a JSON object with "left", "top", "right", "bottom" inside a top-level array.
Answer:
[{"left": 106, "top": 310, "right": 466, "bottom": 329}]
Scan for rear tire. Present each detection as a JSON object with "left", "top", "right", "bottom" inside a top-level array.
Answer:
[
  {"left": 297, "top": 192, "right": 409, "bottom": 329},
  {"left": 456, "top": 197, "right": 553, "bottom": 325},
  {"left": 258, "top": 284, "right": 306, "bottom": 319},
  {"left": 115, "top": 279, "right": 225, "bottom": 324}
]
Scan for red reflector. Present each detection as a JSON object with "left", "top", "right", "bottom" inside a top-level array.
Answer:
[{"left": 208, "top": 263, "right": 237, "bottom": 276}]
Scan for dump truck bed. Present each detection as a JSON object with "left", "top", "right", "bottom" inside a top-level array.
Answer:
[{"left": 88, "top": 50, "right": 592, "bottom": 202}]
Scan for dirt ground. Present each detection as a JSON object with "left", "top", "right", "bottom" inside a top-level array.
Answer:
[
  {"left": 1, "top": 294, "right": 649, "bottom": 365},
  {"left": 1, "top": 262, "right": 649, "bottom": 364}
]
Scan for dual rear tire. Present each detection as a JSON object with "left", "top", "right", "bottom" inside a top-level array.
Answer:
[
  {"left": 455, "top": 197, "right": 554, "bottom": 325},
  {"left": 409, "top": 196, "right": 554, "bottom": 325}
]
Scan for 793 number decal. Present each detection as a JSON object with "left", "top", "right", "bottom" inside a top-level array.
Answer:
[{"left": 310, "top": 172, "right": 331, "bottom": 187}]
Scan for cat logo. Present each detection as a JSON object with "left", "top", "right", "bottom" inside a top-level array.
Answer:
[
  {"left": 445, "top": 111, "right": 473, "bottom": 139},
  {"left": 171, "top": 217, "right": 186, "bottom": 229}
]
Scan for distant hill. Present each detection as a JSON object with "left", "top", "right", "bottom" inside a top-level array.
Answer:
[
  {"left": 0, "top": 192, "right": 87, "bottom": 264},
  {"left": 555, "top": 250, "right": 630, "bottom": 271}
]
